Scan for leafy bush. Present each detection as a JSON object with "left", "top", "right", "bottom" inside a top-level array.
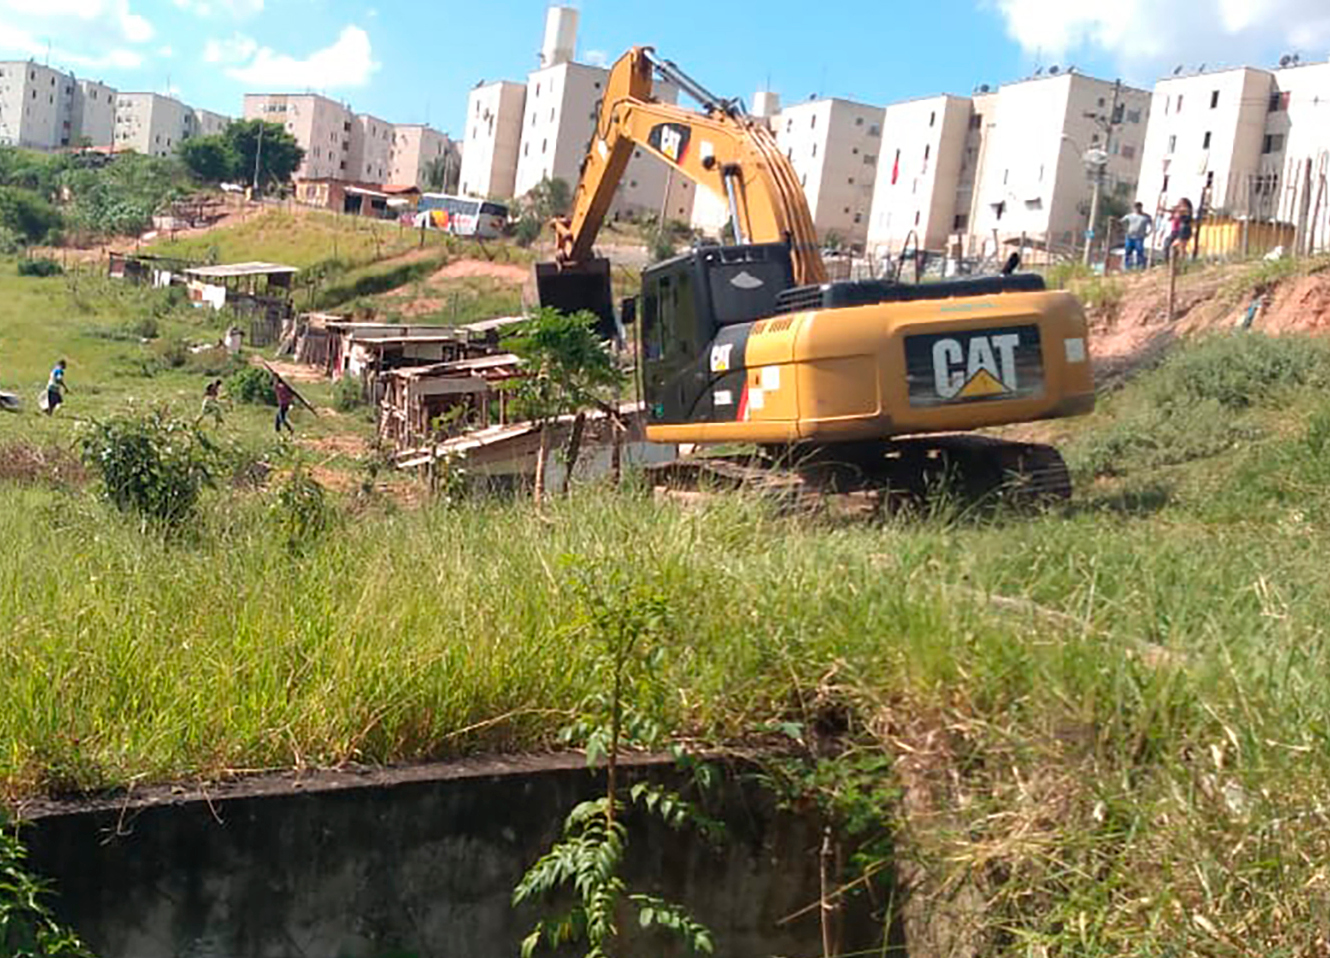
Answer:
[
  {"left": 332, "top": 374, "right": 366, "bottom": 412},
  {"left": 148, "top": 336, "right": 189, "bottom": 370},
  {"left": 17, "top": 258, "right": 63, "bottom": 277},
  {"left": 79, "top": 408, "right": 220, "bottom": 530},
  {"left": 513, "top": 213, "right": 542, "bottom": 247},
  {"left": 270, "top": 465, "right": 334, "bottom": 555},
  {"left": 0, "top": 186, "right": 62, "bottom": 244},
  {"left": 226, "top": 366, "right": 276, "bottom": 406},
  {"left": 0, "top": 817, "right": 92, "bottom": 957},
  {"left": 1142, "top": 332, "right": 1330, "bottom": 411}
]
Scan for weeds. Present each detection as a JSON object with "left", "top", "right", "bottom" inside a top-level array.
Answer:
[{"left": 0, "top": 817, "right": 91, "bottom": 957}]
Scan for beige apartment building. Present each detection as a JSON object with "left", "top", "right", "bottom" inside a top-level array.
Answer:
[
  {"left": 114, "top": 93, "right": 201, "bottom": 157},
  {"left": 460, "top": 81, "right": 527, "bottom": 199},
  {"left": 867, "top": 94, "right": 971, "bottom": 254},
  {"left": 0, "top": 62, "right": 79, "bottom": 150},
  {"left": 390, "top": 124, "right": 456, "bottom": 190},
  {"left": 73, "top": 79, "right": 117, "bottom": 147},
  {"left": 773, "top": 97, "right": 884, "bottom": 247},
  {"left": 196, "top": 108, "right": 230, "bottom": 138},
  {"left": 352, "top": 113, "right": 393, "bottom": 183},
  {"left": 245, "top": 93, "right": 357, "bottom": 180}
]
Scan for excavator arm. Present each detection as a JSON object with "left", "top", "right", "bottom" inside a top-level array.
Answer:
[{"left": 551, "top": 47, "right": 828, "bottom": 287}]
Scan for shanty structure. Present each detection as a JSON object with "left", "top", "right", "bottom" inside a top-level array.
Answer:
[
  {"left": 182, "top": 262, "right": 299, "bottom": 347},
  {"left": 376, "top": 353, "right": 524, "bottom": 450},
  {"left": 294, "top": 178, "right": 421, "bottom": 219},
  {"left": 396, "top": 402, "right": 677, "bottom": 496}
]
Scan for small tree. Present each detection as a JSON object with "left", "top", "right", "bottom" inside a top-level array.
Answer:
[
  {"left": 0, "top": 186, "right": 62, "bottom": 244},
  {"left": 503, "top": 308, "right": 623, "bottom": 502},
  {"left": 223, "top": 119, "right": 304, "bottom": 191},
  {"left": 526, "top": 175, "right": 572, "bottom": 220},
  {"left": 178, "top": 135, "right": 239, "bottom": 183}
]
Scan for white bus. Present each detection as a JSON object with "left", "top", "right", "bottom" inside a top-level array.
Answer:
[{"left": 415, "top": 194, "right": 509, "bottom": 239}]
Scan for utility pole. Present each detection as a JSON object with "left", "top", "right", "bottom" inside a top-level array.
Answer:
[
  {"left": 252, "top": 121, "right": 265, "bottom": 197},
  {"left": 1083, "top": 79, "right": 1122, "bottom": 267}
]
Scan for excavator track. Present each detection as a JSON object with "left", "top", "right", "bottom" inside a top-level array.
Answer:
[{"left": 647, "top": 435, "right": 1072, "bottom": 514}]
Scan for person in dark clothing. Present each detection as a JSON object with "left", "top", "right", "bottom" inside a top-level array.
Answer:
[
  {"left": 273, "top": 375, "right": 295, "bottom": 434},
  {"left": 1168, "top": 198, "right": 1194, "bottom": 258}
]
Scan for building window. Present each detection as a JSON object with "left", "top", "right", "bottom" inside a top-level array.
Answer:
[
  {"left": 868, "top": 123, "right": 880, "bottom": 137},
  {"left": 953, "top": 213, "right": 968, "bottom": 230},
  {"left": 914, "top": 211, "right": 920, "bottom": 226},
  {"left": 863, "top": 154, "right": 876, "bottom": 165},
  {"left": 843, "top": 207, "right": 850, "bottom": 214},
  {"left": 1202, "top": 131, "right": 1211, "bottom": 149},
  {"left": 524, "top": 143, "right": 529, "bottom": 157},
  {"left": 1097, "top": 96, "right": 1105, "bottom": 107},
  {"left": 852, "top": 147, "right": 859, "bottom": 155},
  {"left": 801, "top": 173, "right": 807, "bottom": 187},
  {"left": 811, "top": 114, "right": 817, "bottom": 129},
  {"left": 1121, "top": 144, "right": 1136, "bottom": 160},
  {"left": 1268, "top": 91, "right": 1284, "bottom": 112},
  {"left": 924, "top": 144, "right": 930, "bottom": 161},
  {"left": 847, "top": 177, "right": 854, "bottom": 185},
  {"left": 969, "top": 113, "right": 982, "bottom": 130},
  {"left": 786, "top": 119, "right": 792, "bottom": 132},
  {"left": 1175, "top": 94, "right": 1183, "bottom": 112},
  {"left": 929, "top": 111, "right": 936, "bottom": 127},
  {"left": 1210, "top": 90, "right": 1219, "bottom": 109},
  {"left": 550, "top": 108, "right": 555, "bottom": 121},
  {"left": 811, "top": 142, "right": 817, "bottom": 157},
  {"left": 1003, "top": 168, "right": 1008, "bottom": 185},
  {"left": 1162, "top": 174, "right": 1170, "bottom": 192},
  {"left": 856, "top": 116, "right": 864, "bottom": 126},
  {"left": 535, "top": 83, "right": 540, "bottom": 97},
  {"left": 1167, "top": 134, "right": 1177, "bottom": 153},
  {"left": 1206, "top": 170, "right": 1215, "bottom": 187},
  {"left": 542, "top": 138, "right": 547, "bottom": 154},
  {"left": 1263, "top": 133, "right": 1285, "bottom": 153},
  {"left": 853, "top": 212, "right": 862, "bottom": 224}
]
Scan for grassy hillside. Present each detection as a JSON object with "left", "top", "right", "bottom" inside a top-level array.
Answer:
[{"left": 4, "top": 244, "right": 1330, "bottom": 949}]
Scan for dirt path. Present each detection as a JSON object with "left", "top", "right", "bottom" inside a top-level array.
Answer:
[{"left": 427, "top": 259, "right": 529, "bottom": 285}]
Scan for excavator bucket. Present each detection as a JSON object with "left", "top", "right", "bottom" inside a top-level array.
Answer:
[{"left": 534, "top": 258, "right": 618, "bottom": 340}]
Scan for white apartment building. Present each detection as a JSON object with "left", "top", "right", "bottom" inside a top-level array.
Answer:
[
  {"left": 460, "top": 81, "right": 527, "bottom": 199},
  {"left": 73, "top": 79, "right": 117, "bottom": 147},
  {"left": 244, "top": 93, "right": 356, "bottom": 181},
  {"left": 196, "top": 109, "right": 230, "bottom": 138},
  {"left": 390, "top": 124, "right": 456, "bottom": 190},
  {"left": 114, "top": 93, "right": 200, "bottom": 157},
  {"left": 0, "top": 62, "right": 78, "bottom": 150},
  {"left": 773, "top": 97, "right": 884, "bottom": 247},
  {"left": 352, "top": 113, "right": 393, "bottom": 183},
  {"left": 867, "top": 94, "right": 971, "bottom": 255},
  {"left": 1135, "top": 61, "right": 1330, "bottom": 235},
  {"left": 514, "top": 60, "right": 692, "bottom": 220},
  {"left": 968, "top": 72, "right": 1150, "bottom": 255}
]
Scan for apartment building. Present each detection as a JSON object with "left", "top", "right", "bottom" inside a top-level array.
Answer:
[
  {"left": 73, "top": 79, "right": 117, "bottom": 147},
  {"left": 352, "top": 113, "right": 393, "bottom": 183},
  {"left": 244, "top": 93, "right": 357, "bottom": 180},
  {"left": 867, "top": 94, "right": 971, "bottom": 254},
  {"left": 196, "top": 108, "right": 230, "bottom": 138},
  {"left": 0, "top": 61, "right": 79, "bottom": 150},
  {"left": 460, "top": 81, "right": 527, "bottom": 199},
  {"left": 968, "top": 72, "right": 1150, "bottom": 254},
  {"left": 773, "top": 97, "right": 884, "bottom": 247},
  {"left": 114, "top": 93, "right": 200, "bottom": 157},
  {"left": 390, "top": 124, "right": 457, "bottom": 190}
]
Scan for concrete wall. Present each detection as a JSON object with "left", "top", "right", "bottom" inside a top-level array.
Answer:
[
  {"left": 114, "top": 93, "right": 196, "bottom": 158},
  {"left": 74, "top": 79, "right": 118, "bottom": 148},
  {"left": 0, "top": 62, "right": 74, "bottom": 150},
  {"left": 390, "top": 125, "right": 453, "bottom": 190},
  {"left": 460, "top": 80, "right": 526, "bottom": 199},
  {"left": 20, "top": 755, "right": 886, "bottom": 958}
]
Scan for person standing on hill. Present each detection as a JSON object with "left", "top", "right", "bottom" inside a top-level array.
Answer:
[
  {"left": 1120, "top": 202, "right": 1153, "bottom": 270},
  {"left": 273, "top": 374, "right": 295, "bottom": 435},
  {"left": 41, "top": 359, "right": 68, "bottom": 415},
  {"left": 1168, "top": 198, "right": 1194, "bottom": 259}
]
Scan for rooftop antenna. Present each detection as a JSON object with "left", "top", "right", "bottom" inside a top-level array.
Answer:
[{"left": 1173, "top": 64, "right": 1184, "bottom": 75}]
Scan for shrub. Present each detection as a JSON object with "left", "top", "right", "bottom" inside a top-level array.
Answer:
[
  {"left": 79, "top": 408, "right": 220, "bottom": 530},
  {"left": 17, "top": 258, "right": 63, "bottom": 278},
  {"left": 227, "top": 366, "right": 276, "bottom": 406},
  {"left": 0, "top": 816, "right": 92, "bottom": 957},
  {"left": 270, "top": 465, "right": 333, "bottom": 555},
  {"left": 1144, "top": 332, "right": 1330, "bottom": 411},
  {"left": 513, "top": 213, "right": 542, "bottom": 247},
  {"left": 332, "top": 374, "right": 367, "bottom": 412},
  {"left": 0, "top": 185, "right": 62, "bottom": 244},
  {"left": 149, "top": 336, "right": 189, "bottom": 370}
]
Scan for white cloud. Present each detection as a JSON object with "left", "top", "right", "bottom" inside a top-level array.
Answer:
[
  {"left": 203, "top": 32, "right": 258, "bottom": 65},
  {"left": 157, "top": 43, "right": 174, "bottom": 58},
  {"left": 172, "top": 0, "right": 262, "bottom": 18},
  {"left": 0, "top": 17, "right": 141, "bottom": 68},
  {"left": 0, "top": 0, "right": 154, "bottom": 46},
  {"left": 223, "top": 25, "right": 378, "bottom": 89},
  {"left": 993, "top": 0, "right": 1330, "bottom": 77}
]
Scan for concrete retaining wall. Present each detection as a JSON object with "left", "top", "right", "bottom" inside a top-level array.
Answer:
[{"left": 18, "top": 754, "right": 887, "bottom": 958}]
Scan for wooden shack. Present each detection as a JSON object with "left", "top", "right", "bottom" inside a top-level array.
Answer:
[{"left": 376, "top": 354, "right": 523, "bottom": 450}]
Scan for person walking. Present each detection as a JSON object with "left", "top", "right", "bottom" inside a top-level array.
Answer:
[
  {"left": 273, "top": 374, "right": 295, "bottom": 435},
  {"left": 40, "top": 359, "right": 68, "bottom": 416},
  {"left": 199, "top": 378, "right": 226, "bottom": 426},
  {"left": 1120, "top": 202, "right": 1153, "bottom": 270}
]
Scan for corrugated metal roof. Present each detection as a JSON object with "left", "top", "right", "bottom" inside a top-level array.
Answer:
[{"left": 185, "top": 262, "right": 299, "bottom": 278}]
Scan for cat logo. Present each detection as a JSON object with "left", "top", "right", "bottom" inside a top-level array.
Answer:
[
  {"left": 648, "top": 122, "right": 691, "bottom": 164},
  {"left": 932, "top": 332, "right": 1022, "bottom": 400}
]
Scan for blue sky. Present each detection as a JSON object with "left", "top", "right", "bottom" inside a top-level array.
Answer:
[{"left": 0, "top": 0, "right": 1328, "bottom": 136}]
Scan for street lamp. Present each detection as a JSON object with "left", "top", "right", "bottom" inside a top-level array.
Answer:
[{"left": 1062, "top": 134, "right": 1109, "bottom": 266}]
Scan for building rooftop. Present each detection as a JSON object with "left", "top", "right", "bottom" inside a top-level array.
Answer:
[{"left": 185, "top": 262, "right": 299, "bottom": 278}]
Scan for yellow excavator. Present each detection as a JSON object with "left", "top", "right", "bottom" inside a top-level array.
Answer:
[{"left": 535, "top": 47, "right": 1095, "bottom": 500}]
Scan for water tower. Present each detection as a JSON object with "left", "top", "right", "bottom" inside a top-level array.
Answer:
[
  {"left": 752, "top": 90, "right": 781, "bottom": 119},
  {"left": 540, "top": 6, "right": 579, "bottom": 68}
]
